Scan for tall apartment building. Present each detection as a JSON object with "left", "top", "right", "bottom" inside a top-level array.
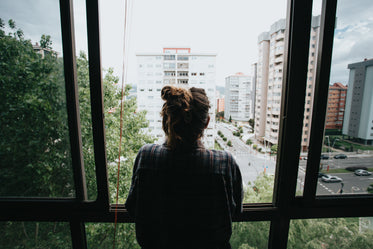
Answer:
[
  {"left": 325, "top": 82, "right": 347, "bottom": 130},
  {"left": 343, "top": 58, "right": 373, "bottom": 145},
  {"left": 254, "top": 16, "right": 321, "bottom": 151},
  {"left": 224, "top": 73, "right": 253, "bottom": 122},
  {"left": 136, "top": 47, "right": 216, "bottom": 148}
]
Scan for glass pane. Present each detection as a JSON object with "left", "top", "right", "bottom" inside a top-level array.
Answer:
[
  {"left": 86, "top": 223, "right": 139, "bottom": 248},
  {"left": 296, "top": 0, "right": 323, "bottom": 196},
  {"left": 288, "top": 217, "right": 373, "bottom": 248},
  {"left": 73, "top": 0, "right": 97, "bottom": 200},
  {"left": 86, "top": 221, "right": 269, "bottom": 249},
  {"left": 231, "top": 221, "right": 270, "bottom": 249},
  {"left": 317, "top": 0, "right": 373, "bottom": 196},
  {"left": 0, "top": 222, "right": 72, "bottom": 248},
  {"left": 98, "top": 0, "right": 287, "bottom": 204},
  {"left": 0, "top": 1, "right": 75, "bottom": 197}
]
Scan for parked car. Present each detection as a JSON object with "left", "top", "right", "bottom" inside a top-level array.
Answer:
[
  {"left": 354, "top": 169, "right": 372, "bottom": 176},
  {"left": 321, "top": 175, "right": 343, "bottom": 183},
  {"left": 318, "top": 172, "right": 328, "bottom": 178},
  {"left": 320, "top": 154, "right": 329, "bottom": 160},
  {"left": 334, "top": 154, "right": 347, "bottom": 159}
]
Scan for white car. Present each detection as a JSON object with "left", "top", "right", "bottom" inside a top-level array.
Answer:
[
  {"left": 321, "top": 175, "right": 343, "bottom": 183},
  {"left": 354, "top": 169, "right": 372, "bottom": 176}
]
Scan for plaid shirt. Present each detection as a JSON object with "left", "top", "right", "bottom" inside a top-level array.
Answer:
[{"left": 125, "top": 142, "right": 243, "bottom": 249}]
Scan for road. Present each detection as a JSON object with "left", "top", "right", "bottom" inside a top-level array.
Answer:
[
  {"left": 216, "top": 123, "right": 276, "bottom": 185},
  {"left": 216, "top": 122, "right": 373, "bottom": 195},
  {"left": 298, "top": 157, "right": 373, "bottom": 195}
]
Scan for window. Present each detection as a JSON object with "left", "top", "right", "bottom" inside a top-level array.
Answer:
[{"left": 2, "top": 1, "right": 372, "bottom": 249}]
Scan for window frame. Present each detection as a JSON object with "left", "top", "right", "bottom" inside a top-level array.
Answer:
[{"left": 0, "top": 0, "right": 372, "bottom": 249}]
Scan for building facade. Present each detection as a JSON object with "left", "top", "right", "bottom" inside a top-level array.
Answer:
[
  {"left": 325, "top": 82, "right": 347, "bottom": 130},
  {"left": 343, "top": 58, "right": 373, "bottom": 145},
  {"left": 217, "top": 96, "right": 225, "bottom": 113},
  {"left": 136, "top": 47, "right": 216, "bottom": 148},
  {"left": 224, "top": 73, "right": 252, "bottom": 122},
  {"left": 254, "top": 16, "right": 321, "bottom": 151}
]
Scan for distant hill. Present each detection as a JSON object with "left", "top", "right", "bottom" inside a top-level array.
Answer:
[{"left": 216, "top": 86, "right": 225, "bottom": 96}]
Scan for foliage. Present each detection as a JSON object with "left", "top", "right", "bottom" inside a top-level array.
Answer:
[
  {"left": 227, "top": 140, "right": 232, "bottom": 147},
  {"left": 246, "top": 139, "right": 253, "bottom": 145},
  {"left": 0, "top": 19, "right": 73, "bottom": 197},
  {"left": 270, "top": 144, "right": 278, "bottom": 154},
  {"left": 214, "top": 140, "right": 223, "bottom": 150},
  {"left": 216, "top": 111, "right": 224, "bottom": 120},
  {"left": 223, "top": 137, "right": 227, "bottom": 142},
  {"left": 0, "top": 20, "right": 153, "bottom": 248},
  {"left": 229, "top": 115, "right": 232, "bottom": 123},
  {"left": 248, "top": 118, "right": 254, "bottom": 129},
  {"left": 253, "top": 144, "right": 258, "bottom": 150}
]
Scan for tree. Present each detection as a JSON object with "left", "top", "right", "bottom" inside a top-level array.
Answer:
[
  {"left": 0, "top": 19, "right": 73, "bottom": 248},
  {"left": 248, "top": 118, "right": 254, "bottom": 128},
  {"left": 229, "top": 115, "right": 232, "bottom": 123},
  {"left": 40, "top": 34, "right": 52, "bottom": 49},
  {"left": 227, "top": 140, "right": 232, "bottom": 147},
  {"left": 246, "top": 139, "right": 253, "bottom": 145},
  {"left": 0, "top": 20, "right": 153, "bottom": 248},
  {"left": 270, "top": 144, "right": 278, "bottom": 154},
  {"left": 216, "top": 111, "right": 224, "bottom": 120}
]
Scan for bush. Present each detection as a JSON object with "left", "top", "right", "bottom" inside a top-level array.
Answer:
[
  {"left": 345, "top": 166, "right": 367, "bottom": 172},
  {"left": 227, "top": 140, "right": 232, "bottom": 147},
  {"left": 253, "top": 144, "right": 257, "bottom": 150},
  {"left": 258, "top": 148, "right": 262, "bottom": 152},
  {"left": 217, "top": 130, "right": 222, "bottom": 136},
  {"left": 223, "top": 137, "right": 227, "bottom": 142},
  {"left": 246, "top": 139, "right": 253, "bottom": 145}
]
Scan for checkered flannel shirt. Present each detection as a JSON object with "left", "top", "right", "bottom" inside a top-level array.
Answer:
[{"left": 125, "top": 142, "right": 243, "bottom": 248}]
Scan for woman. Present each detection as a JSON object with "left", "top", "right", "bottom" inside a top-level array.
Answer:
[{"left": 125, "top": 86, "right": 243, "bottom": 249}]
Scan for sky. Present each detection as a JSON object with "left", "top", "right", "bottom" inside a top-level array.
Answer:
[{"left": 1, "top": 0, "right": 373, "bottom": 87}]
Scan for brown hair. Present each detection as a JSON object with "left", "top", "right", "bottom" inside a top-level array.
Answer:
[{"left": 161, "top": 85, "right": 210, "bottom": 149}]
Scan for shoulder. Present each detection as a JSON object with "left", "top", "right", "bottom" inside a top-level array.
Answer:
[
  {"left": 135, "top": 144, "right": 169, "bottom": 169},
  {"left": 203, "top": 148, "right": 235, "bottom": 163}
]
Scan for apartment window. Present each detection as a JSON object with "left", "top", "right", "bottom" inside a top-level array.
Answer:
[{"left": 3, "top": 2, "right": 372, "bottom": 249}]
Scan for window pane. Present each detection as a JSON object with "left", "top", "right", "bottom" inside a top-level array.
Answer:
[
  {"left": 86, "top": 223, "right": 139, "bottom": 248},
  {"left": 97, "top": 0, "right": 287, "bottom": 204},
  {"left": 73, "top": 0, "right": 97, "bottom": 200},
  {"left": 296, "top": 0, "right": 322, "bottom": 196},
  {"left": 0, "top": 222, "right": 72, "bottom": 248},
  {"left": 231, "top": 221, "right": 270, "bottom": 249},
  {"left": 288, "top": 217, "right": 373, "bottom": 248},
  {"left": 0, "top": 1, "right": 75, "bottom": 197},
  {"left": 317, "top": 0, "right": 373, "bottom": 196}
]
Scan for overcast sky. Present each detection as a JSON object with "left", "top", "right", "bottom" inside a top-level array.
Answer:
[{"left": 1, "top": 0, "right": 372, "bottom": 87}]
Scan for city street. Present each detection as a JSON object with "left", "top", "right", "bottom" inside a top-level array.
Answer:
[
  {"left": 216, "top": 123, "right": 276, "bottom": 186},
  {"left": 216, "top": 123, "right": 373, "bottom": 195}
]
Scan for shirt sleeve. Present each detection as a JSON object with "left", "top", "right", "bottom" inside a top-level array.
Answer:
[{"left": 233, "top": 161, "right": 243, "bottom": 216}]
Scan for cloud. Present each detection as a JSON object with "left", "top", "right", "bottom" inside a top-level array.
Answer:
[{"left": 329, "top": 1, "right": 373, "bottom": 84}]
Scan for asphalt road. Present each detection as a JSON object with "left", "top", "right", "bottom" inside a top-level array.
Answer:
[{"left": 216, "top": 123, "right": 373, "bottom": 195}]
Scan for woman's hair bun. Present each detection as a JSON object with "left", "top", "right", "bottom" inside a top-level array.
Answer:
[{"left": 161, "top": 86, "right": 173, "bottom": 101}]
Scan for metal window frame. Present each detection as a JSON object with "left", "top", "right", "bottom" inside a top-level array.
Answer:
[{"left": 0, "top": 0, "right": 373, "bottom": 249}]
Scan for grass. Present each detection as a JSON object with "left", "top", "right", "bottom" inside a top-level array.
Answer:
[{"left": 214, "top": 140, "right": 223, "bottom": 150}]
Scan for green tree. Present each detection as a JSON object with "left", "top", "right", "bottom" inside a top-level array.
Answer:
[
  {"left": 40, "top": 34, "right": 52, "bottom": 49},
  {"left": 270, "top": 144, "right": 278, "bottom": 154},
  {"left": 0, "top": 19, "right": 73, "bottom": 248},
  {"left": 227, "top": 140, "right": 232, "bottom": 147},
  {"left": 0, "top": 19, "right": 73, "bottom": 198},
  {"left": 229, "top": 115, "right": 232, "bottom": 123},
  {"left": 248, "top": 118, "right": 254, "bottom": 129},
  {"left": 246, "top": 139, "right": 253, "bottom": 145}
]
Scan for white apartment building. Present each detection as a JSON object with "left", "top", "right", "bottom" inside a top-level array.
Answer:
[
  {"left": 343, "top": 58, "right": 373, "bottom": 145},
  {"left": 254, "top": 16, "right": 321, "bottom": 151},
  {"left": 136, "top": 47, "right": 216, "bottom": 148},
  {"left": 224, "top": 73, "right": 253, "bottom": 123}
]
